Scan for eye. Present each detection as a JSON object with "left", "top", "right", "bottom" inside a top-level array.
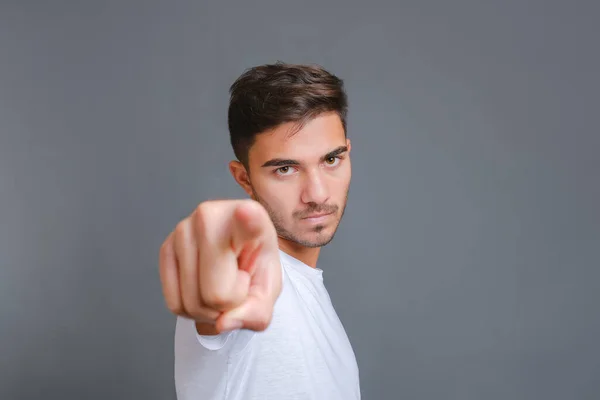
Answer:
[
  {"left": 275, "top": 166, "right": 295, "bottom": 176},
  {"left": 325, "top": 156, "right": 340, "bottom": 166}
]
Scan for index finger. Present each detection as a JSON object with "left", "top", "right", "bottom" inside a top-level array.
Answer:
[{"left": 194, "top": 200, "right": 269, "bottom": 310}]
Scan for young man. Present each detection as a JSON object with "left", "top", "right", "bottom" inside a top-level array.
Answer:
[{"left": 159, "top": 62, "right": 360, "bottom": 399}]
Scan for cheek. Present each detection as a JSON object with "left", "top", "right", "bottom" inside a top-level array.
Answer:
[
  {"left": 259, "top": 181, "right": 297, "bottom": 214},
  {"left": 330, "top": 170, "right": 351, "bottom": 197}
]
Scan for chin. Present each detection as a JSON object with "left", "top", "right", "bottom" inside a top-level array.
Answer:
[
  {"left": 296, "top": 230, "right": 337, "bottom": 248},
  {"left": 276, "top": 218, "right": 341, "bottom": 248}
]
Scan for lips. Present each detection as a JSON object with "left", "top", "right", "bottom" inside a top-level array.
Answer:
[{"left": 302, "top": 211, "right": 334, "bottom": 219}]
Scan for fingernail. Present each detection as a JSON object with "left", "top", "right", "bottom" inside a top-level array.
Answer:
[{"left": 221, "top": 319, "right": 243, "bottom": 331}]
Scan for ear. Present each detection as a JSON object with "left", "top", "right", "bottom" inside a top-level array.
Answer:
[
  {"left": 229, "top": 160, "right": 254, "bottom": 197},
  {"left": 346, "top": 138, "right": 352, "bottom": 153}
]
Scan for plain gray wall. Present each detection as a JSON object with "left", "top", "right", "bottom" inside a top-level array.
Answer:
[{"left": 1, "top": 1, "right": 599, "bottom": 399}]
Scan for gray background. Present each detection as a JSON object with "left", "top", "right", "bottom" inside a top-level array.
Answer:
[{"left": 1, "top": 1, "right": 599, "bottom": 399}]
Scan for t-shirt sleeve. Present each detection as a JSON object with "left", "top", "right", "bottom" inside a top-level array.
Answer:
[
  {"left": 195, "top": 325, "right": 256, "bottom": 353},
  {"left": 196, "top": 330, "right": 235, "bottom": 351}
]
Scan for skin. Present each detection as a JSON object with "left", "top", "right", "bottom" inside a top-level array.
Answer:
[
  {"left": 160, "top": 111, "right": 352, "bottom": 336},
  {"left": 229, "top": 111, "right": 352, "bottom": 268}
]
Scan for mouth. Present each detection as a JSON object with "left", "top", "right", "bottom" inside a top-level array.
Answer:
[{"left": 301, "top": 211, "right": 334, "bottom": 222}]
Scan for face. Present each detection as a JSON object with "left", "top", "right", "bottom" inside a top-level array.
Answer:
[{"left": 230, "top": 112, "right": 351, "bottom": 248}]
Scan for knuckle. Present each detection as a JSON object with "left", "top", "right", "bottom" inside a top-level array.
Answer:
[
  {"left": 159, "top": 238, "right": 172, "bottom": 264},
  {"left": 194, "top": 201, "right": 213, "bottom": 220},
  {"left": 174, "top": 219, "right": 190, "bottom": 242},
  {"left": 193, "top": 203, "right": 210, "bottom": 235},
  {"left": 166, "top": 301, "right": 183, "bottom": 315},
  {"left": 202, "top": 288, "right": 230, "bottom": 309},
  {"left": 181, "top": 295, "right": 202, "bottom": 318},
  {"left": 184, "top": 303, "right": 204, "bottom": 319},
  {"left": 164, "top": 295, "right": 183, "bottom": 315},
  {"left": 254, "top": 309, "right": 273, "bottom": 331}
]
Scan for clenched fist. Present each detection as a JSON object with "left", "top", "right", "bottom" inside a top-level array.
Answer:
[{"left": 159, "top": 199, "right": 282, "bottom": 334}]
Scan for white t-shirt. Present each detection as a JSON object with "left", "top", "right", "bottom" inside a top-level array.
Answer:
[{"left": 174, "top": 249, "right": 361, "bottom": 400}]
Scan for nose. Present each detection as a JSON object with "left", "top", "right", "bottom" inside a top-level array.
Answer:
[{"left": 301, "top": 169, "right": 329, "bottom": 205}]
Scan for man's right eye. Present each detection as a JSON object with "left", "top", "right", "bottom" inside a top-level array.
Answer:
[{"left": 275, "top": 166, "right": 294, "bottom": 176}]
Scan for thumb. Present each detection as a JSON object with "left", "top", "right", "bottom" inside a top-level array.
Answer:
[
  {"left": 216, "top": 295, "right": 274, "bottom": 332},
  {"left": 216, "top": 254, "right": 281, "bottom": 332}
]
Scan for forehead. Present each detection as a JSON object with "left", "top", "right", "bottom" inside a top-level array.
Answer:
[{"left": 248, "top": 112, "right": 346, "bottom": 164}]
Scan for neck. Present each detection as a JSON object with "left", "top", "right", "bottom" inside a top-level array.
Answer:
[{"left": 277, "top": 237, "right": 321, "bottom": 268}]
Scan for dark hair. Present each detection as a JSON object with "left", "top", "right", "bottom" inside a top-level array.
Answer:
[{"left": 227, "top": 61, "right": 348, "bottom": 167}]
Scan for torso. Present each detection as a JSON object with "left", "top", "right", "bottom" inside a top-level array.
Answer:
[{"left": 174, "top": 250, "right": 361, "bottom": 400}]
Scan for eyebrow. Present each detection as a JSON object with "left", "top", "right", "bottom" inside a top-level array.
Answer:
[{"left": 261, "top": 145, "right": 348, "bottom": 168}]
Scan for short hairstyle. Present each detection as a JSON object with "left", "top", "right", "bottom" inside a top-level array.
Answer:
[{"left": 227, "top": 61, "right": 348, "bottom": 167}]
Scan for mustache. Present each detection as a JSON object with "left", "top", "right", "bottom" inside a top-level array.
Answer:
[{"left": 294, "top": 204, "right": 338, "bottom": 219}]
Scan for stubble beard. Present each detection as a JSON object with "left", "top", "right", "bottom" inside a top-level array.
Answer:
[{"left": 251, "top": 187, "right": 349, "bottom": 248}]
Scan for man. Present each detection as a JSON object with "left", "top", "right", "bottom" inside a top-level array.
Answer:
[{"left": 159, "top": 62, "right": 360, "bottom": 399}]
